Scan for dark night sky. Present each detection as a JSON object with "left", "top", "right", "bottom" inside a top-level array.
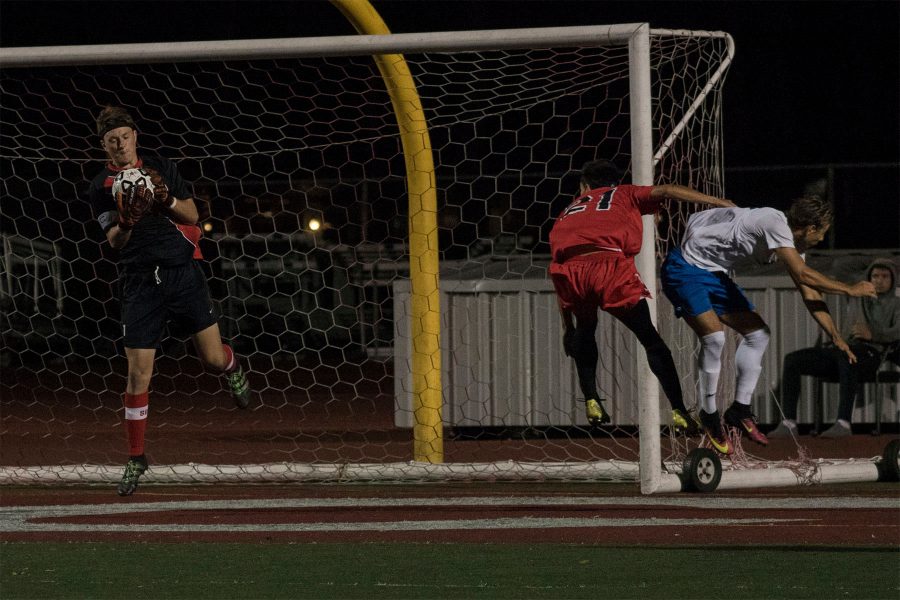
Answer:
[{"left": 2, "top": 0, "right": 898, "bottom": 246}]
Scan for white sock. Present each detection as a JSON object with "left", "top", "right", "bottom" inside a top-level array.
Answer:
[
  {"left": 782, "top": 418, "right": 797, "bottom": 428},
  {"left": 698, "top": 331, "right": 725, "bottom": 414},
  {"left": 734, "top": 327, "right": 769, "bottom": 406},
  {"left": 836, "top": 419, "right": 851, "bottom": 428}
]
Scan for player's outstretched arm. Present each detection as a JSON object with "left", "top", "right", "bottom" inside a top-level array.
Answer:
[
  {"left": 775, "top": 247, "right": 877, "bottom": 298},
  {"left": 650, "top": 184, "right": 736, "bottom": 208},
  {"left": 797, "top": 283, "right": 857, "bottom": 363}
]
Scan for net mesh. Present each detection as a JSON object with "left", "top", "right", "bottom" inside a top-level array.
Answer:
[{"left": 0, "top": 32, "right": 751, "bottom": 484}]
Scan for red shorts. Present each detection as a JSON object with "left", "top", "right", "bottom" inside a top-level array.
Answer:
[{"left": 549, "top": 253, "right": 650, "bottom": 319}]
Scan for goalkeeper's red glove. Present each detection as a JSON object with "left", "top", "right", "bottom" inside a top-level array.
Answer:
[
  {"left": 142, "top": 166, "right": 177, "bottom": 210},
  {"left": 116, "top": 183, "right": 154, "bottom": 230},
  {"left": 115, "top": 191, "right": 133, "bottom": 230}
]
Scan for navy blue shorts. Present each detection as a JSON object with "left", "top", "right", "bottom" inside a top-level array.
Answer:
[
  {"left": 660, "top": 249, "right": 754, "bottom": 318},
  {"left": 119, "top": 261, "right": 218, "bottom": 349}
]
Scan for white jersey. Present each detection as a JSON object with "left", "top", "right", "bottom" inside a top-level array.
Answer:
[{"left": 680, "top": 207, "right": 797, "bottom": 273}]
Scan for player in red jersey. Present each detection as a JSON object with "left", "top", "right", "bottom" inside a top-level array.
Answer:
[{"left": 549, "top": 160, "right": 734, "bottom": 428}]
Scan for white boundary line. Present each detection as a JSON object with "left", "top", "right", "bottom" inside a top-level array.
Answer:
[{"left": 3, "top": 496, "right": 897, "bottom": 533}]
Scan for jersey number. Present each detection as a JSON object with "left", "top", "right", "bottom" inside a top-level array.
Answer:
[{"left": 561, "top": 189, "right": 614, "bottom": 217}]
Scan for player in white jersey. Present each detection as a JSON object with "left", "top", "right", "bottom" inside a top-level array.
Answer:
[
  {"left": 680, "top": 206, "right": 798, "bottom": 273},
  {"left": 660, "top": 196, "right": 877, "bottom": 454}
]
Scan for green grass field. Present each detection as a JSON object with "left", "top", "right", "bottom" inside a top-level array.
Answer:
[{"left": 2, "top": 543, "right": 898, "bottom": 599}]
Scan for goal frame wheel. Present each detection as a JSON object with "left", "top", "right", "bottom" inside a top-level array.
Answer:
[{"left": 681, "top": 447, "right": 722, "bottom": 493}]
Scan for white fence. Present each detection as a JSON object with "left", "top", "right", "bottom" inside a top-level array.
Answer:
[{"left": 394, "top": 270, "right": 899, "bottom": 428}]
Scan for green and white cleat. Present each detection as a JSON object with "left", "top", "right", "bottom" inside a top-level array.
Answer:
[
  {"left": 117, "top": 456, "right": 148, "bottom": 497},
  {"left": 227, "top": 367, "right": 251, "bottom": 409}
]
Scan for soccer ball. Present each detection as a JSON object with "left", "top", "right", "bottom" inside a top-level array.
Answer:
[{"left": 111, "top": 167, "right": 155, "bottom": 199}]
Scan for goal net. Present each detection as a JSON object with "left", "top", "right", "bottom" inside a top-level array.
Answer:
[{"left": 3, "top": 25, "right": 875, "bottom": 492}]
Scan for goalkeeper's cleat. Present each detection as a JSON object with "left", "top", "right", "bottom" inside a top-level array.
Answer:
[
  {"left": 117, "top": 455, "right": 148, "bottom": 497},
  {"left": 227, "top": 367, "right": 251, "bottom": 409},
  {"left": 672, "top": 408, "right": 701, "bottom": 435},
  {"left": 585, "top": 398, "right": 611, "bottom": 427},
  {"left": 724, "top": 403, "right": 768, "bottom": 446},
  {"left": 699, "top": 410, "right": 733, "bottom": 455}
]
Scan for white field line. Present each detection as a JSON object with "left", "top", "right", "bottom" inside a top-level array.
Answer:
[
  {"left": 3, "top": 517, "right": 812, "bottom": 533},
  {"left": 2, "top": 495, "right": 897, "bottom": 534}
]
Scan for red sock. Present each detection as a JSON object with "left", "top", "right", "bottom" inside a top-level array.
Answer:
[
  {"left": 222, "top": 344, "right": 238, "bottom": 373},
  {"left": 123, "top": 392, "right": 149, "bottom": 457}
]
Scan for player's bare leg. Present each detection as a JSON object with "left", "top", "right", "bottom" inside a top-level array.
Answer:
[
  {"left": 683, "top": 309, "right": 724, "bottom": 338},
  {"left": 124, "top": 347, "right": 155, "bottom": 393},
  {"left": 193, "top": 323, "right": 251, "bottom": 409},
  {"left": 718, "top": 310, "right": 767, "bottom": 336}
]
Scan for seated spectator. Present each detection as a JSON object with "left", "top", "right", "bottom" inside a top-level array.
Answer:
[{"left": 772, "top": 258, "right": 899, "bottom": 438}]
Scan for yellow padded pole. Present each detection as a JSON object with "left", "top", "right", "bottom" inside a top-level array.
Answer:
[{"left": 330, "top": 0, "right": 443, "bottom": 462}]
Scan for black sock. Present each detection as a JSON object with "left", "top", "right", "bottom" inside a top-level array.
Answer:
[
  {"left": 729, "top": 402, "right": 752, "bottom": 416},
  {"left": 612, "top": 300, "right": 685, "bottom": 412},
  {"left": 569, "top": 319, "right": 600, "bottom": 401}
]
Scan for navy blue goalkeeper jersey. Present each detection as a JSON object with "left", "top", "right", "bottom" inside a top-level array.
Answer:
[{"left": 88, "top": 155, "right": 202, "bottom": 268}]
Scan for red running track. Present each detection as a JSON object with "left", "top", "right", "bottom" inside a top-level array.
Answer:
[{"left": 2, "top": 482, "right": 898, "bottom": 546}]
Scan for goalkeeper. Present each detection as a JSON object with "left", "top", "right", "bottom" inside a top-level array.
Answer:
[
  {"left": 549, "top": 160, "right": 734, "bottom": 432},
  {"left": 87, "top": 106, "right": 252, "bottom": 497}
]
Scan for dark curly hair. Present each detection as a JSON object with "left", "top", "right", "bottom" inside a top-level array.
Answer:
[
  {"left": 786, "top": 195, "right": 833, "bottom": 230},
  {"left": 580, "top": 160, "right": 622, "bottom": 189}
]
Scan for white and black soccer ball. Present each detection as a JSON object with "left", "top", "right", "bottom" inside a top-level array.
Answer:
[{"left": 111, "top": 167, "right": 155, "bottom": 199}]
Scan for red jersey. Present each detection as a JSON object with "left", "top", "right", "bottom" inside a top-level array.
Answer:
[{"left": 549, "top": 184, "right": 660, "bottom": 263}]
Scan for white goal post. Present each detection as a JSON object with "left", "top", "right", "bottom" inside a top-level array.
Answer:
[{"left": 1, "top": 24, "right": 885, "bottom": 493}]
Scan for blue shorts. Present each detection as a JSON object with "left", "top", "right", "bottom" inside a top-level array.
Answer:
[{"left": 660, "top": 249, "right": 754, "bottom": 318}]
